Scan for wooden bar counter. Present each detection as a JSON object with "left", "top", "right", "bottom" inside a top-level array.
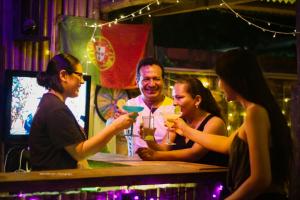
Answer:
[{"left": 0, "top": 153, "right": 227, "bottom": 194}]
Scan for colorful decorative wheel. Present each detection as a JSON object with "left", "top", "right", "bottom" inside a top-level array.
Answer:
[{"left": 94, "top": 85, "right": 129, "bottom": 122}]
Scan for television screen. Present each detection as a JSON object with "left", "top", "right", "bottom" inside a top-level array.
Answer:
[{"left": 3, "top": 70, "right": 91, "bottom": 141}]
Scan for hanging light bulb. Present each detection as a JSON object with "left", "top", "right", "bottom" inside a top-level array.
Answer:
[
  {"left": 156, "top": 0, "right": 160, "bottom": 5},
  {"left": 147, "top": 6, "right": 150, "bottom": 10},
  {"left": 273, "top": 33, "right": 276, "bottom": 38}
]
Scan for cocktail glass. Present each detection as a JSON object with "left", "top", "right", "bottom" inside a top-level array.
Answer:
[
  {"left": 161, "top": 112, "right": 182, "bottom": 145},
  {"left": 122, "top": 105, "right": 144, "bottom": 137}
]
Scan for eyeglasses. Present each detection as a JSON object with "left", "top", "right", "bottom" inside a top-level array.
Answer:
[{"left": 72, "top": 71, "right": 84, "bottom": 79}]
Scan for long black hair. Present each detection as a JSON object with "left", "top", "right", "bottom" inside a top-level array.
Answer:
[
  {"left": 176, "top": 76, "right": 222, "bottom": 119},
  {"left": 215, "top": 49, "right": 293, "bottom": 184},
  {"left": 37, "top": 53, "right": 80, "bottom": 93}
]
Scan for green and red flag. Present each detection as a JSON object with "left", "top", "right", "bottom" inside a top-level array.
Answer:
[{"left": 59, "top": 16, "right": 151, "bottom": 89}]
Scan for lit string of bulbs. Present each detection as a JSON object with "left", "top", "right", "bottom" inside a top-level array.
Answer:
[
  {"left": 85, "top": 0, "right": 180, "bottom": 29},
  {"left": 84, "top": 0, "right": 181, "bottom": 67},
  {"left": 85, "top": 0, "right": 298, "bottom": 38},
  {"left": 220, "top": 0, "right": 299, "bottom": 38}
]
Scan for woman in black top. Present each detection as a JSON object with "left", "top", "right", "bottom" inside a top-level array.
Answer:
[
  {"left": 172, "top": 49, "right": 293, "bottom": 199},
  {"left": 137, "top": 76, "right": 227, "bottom": 166},
  {"left": 29, "top": 53, "right": 137, "bottom": 170}
]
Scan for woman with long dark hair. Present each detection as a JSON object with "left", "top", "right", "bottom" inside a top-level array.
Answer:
[
  {"left": 172, "top": 49, "right": 293, "bottom": 199},
  {"left": 137, "top": 76, "right": 228, "bottom": 166}
]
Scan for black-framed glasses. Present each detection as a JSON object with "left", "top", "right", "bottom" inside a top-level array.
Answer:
[{"left": 72, "top": 71, "right": 84, "bottom": 79}]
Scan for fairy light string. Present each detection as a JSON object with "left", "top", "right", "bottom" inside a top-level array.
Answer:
[
  {"left": 85, "top": 0, "right": 181, "bottom": 29},
  {"left": 219, "top": 0, "right": 298, "bottom": 37},
  {"left": 85, "top": 0, "right": 298, "bottom": 38}
]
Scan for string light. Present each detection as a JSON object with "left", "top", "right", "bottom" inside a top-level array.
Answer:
[
  {"left": 86, "top": 0, "right": 297, "bottom": 38},
  {"left": 84, "top": 0, "right": 181, "bottom": 29},
  {"left": 220, "top": 0, "right": 299, "bottom": 37}
]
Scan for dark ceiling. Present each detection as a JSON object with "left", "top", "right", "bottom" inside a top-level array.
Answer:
[
  {"left": 152, "top": 9, "right": 296, "bottom": 56},
  {"left": 100, "top": 0, "right": 297, "bottom": 72}
]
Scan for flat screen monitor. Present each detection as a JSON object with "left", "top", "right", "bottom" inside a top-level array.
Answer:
[{"left": 3, "top": 70, "right": 91, "bottom": 142}]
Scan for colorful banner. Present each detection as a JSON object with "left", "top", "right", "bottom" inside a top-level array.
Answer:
[{"left": 59, "top": 16, "right": 150, "bottom": 89}]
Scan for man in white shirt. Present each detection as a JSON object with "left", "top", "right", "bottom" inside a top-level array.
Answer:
[{"left": 120, "top": 57, "right": 174, "bottom": 155}]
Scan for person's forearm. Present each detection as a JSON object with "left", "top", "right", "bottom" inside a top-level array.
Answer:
[
  {"left": 225, "top": 175, "right": 270, "bottom": 200},
  {"left": 146, "top": 140, "right": 170, "bottom": 151},
  {"left": 76, "top": 124, "right": 119, "bottom": 158},
  {"left": 183, "top": 126, "right": 229, "bottom": 154},
  {"left": 154, "top": 149, "right": 203, "bottom": 162}
]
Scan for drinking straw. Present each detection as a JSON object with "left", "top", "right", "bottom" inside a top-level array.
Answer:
[{"left": 149, "top": 106, "right": 152, "bottom": 128}]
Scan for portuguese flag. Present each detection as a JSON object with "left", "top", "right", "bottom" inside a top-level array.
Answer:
[{"left": 59, "top": 16, "right": 151, "bottom": 89}]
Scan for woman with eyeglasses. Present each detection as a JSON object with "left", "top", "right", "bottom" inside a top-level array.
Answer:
[{"left": 29, "top": 53, "right": 137, "bottom": 170}]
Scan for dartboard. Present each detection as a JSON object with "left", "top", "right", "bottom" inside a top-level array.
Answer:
[{"left": 94, "top": 85, "right": 128, "bottom": 122}]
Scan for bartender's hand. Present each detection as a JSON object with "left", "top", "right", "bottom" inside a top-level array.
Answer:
[
  {"left": 113, "top": 107, "right": 128, "bottom": 119},
  {"left": 111, "top": 112, "right": 137, "bottom": 131},
  {"left": 136, "top": 147, "right": 157, "bottom": 161}
]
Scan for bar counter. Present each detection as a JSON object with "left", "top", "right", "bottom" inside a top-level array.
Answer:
[{"left": 0, "top": 153, "right": 227, "bottom": 195}]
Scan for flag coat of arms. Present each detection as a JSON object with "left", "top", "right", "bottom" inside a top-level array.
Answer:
[{"left": 59, "top": 16, "right": 151, "bottom": 89}]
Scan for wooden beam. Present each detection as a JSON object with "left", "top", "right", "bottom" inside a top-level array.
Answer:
[
  {"left": 99, "top": 0, "right": 257, "bottom": 14},
  {"left": 100, "top": 0, "right": 294, "bottom": 17},
  {"left": 151, "top": 0, "right": 258, "bottom": 16},
  {"left": 231, "top": 5, "right": 296, "bottom": 16}
]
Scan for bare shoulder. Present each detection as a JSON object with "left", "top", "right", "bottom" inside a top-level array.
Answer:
[
  {"left": 246, "top": 104, "right": 268, "bottom": 121},
  {"left": 204, "top": 116, "right": 227, "bottom": 136},
  {"left": 207, "top": 116, "right": 225, "bottom": 126},
  {"left": 245, "top": 103, "right": 270, "bottom": 134}
]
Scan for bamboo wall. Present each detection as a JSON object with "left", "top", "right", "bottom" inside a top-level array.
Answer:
[
  {"left": 0, "top": 0, "right": 101, "bottom": 171},
  {"left": 1, "top": 0, "right": 100, "bottom": 72}
]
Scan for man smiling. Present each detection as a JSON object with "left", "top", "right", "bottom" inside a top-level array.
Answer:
[{"left": 124, "top": 57, "right": 174, "bottom": 155}]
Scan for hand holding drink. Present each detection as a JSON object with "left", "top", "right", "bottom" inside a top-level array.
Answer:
[
  {"left": 141, "top": 116, "right": 156, "bottom": 141},
  {"left": 161, "top": 106, "right": 182, "bottom": 145}
]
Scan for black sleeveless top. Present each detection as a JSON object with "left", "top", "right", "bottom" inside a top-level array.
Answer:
[
  {"left": 227, "top": 134, "right": 250, "bottom": 192},
  {"left": 171, "top": 114, "right": 228, "bottom": 166},
  {"left": 227, "top": 134, "right": 288, "bottom": 199}
]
